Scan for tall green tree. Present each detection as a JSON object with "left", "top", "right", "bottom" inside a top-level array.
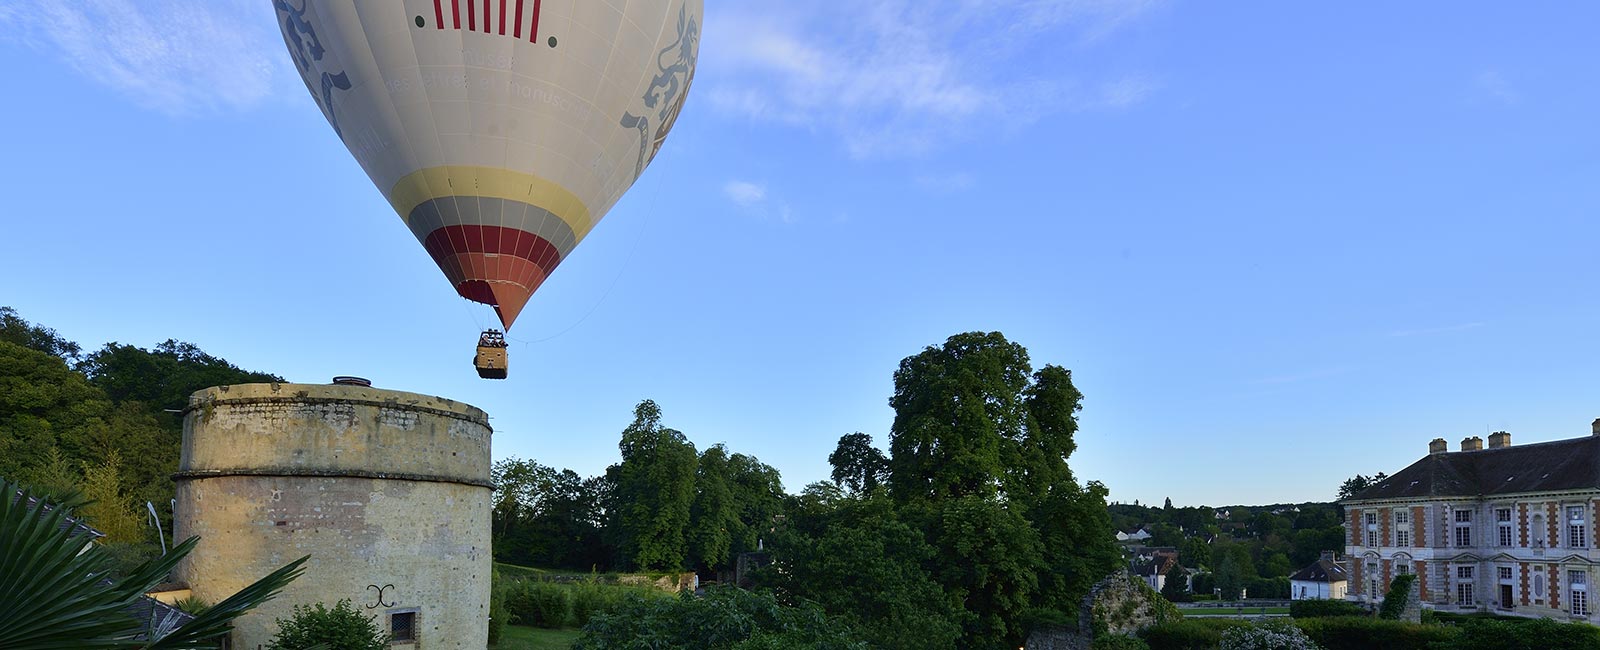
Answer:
[
  {"left": 828, "top": 432, "right": 888, "bottom": 495},
  {"left": 689, "top": 444, "right": 739, "bottom": 571},
  {"left": 884, "top": 332, "right": 1118, "bottom": 648},
  {"left": 610, "top": 400, "right": 698, "bottom": 571},
  {"left": 0, "top": 306, "right": 81, "bottom": 361}
]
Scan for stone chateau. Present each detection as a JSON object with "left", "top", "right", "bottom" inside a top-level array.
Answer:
[{"left": 1341, "top": 419, "right": 1600, "bottom": 621}]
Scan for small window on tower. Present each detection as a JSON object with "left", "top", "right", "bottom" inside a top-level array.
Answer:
[{"left": 390, "top": 610, "right": 418, "bottom": 643}]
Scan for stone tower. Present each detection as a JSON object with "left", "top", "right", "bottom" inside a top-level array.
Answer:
[{"left": 173, "top": 380, "right": 492, "bottom": 648}]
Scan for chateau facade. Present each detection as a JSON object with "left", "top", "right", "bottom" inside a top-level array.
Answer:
[{"left": 1341, "top": 421, "right": 1600, "bottom": 621}]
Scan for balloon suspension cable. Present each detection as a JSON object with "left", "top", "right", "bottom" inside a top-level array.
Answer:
[{"left": 507, "top": 165, "right": 665, "bottom": 346}]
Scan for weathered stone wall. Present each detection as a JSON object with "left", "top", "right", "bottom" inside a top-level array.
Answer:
[
  {"left": 1026, "top": 570, "right": 1180, "bottom": 650},
  {"left": 174, "top": 383, "right": 492, "bottom": 650}
]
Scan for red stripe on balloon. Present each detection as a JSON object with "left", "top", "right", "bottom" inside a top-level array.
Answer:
[
  {"left": 529, "top": 0, "right": 541, "bottom": 41},
  {"left": 499, "top": 0, "right": 507, "bottom": 34},
  {"left": 466, "top": 0, "right": 474, "bottom": 31},
  {"left": 450, "top": 0, "right": 461, "bottom": 29},
  {"left": 423, "top": 225, "right": 563, "bottom": 272},
  {"left": 434, "top": 0, "right": 444, "bottom": 29},
  {"left": 513, "top": 0, "right": 524, "bottom": 37}
]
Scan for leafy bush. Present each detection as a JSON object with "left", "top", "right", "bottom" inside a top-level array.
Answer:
[
  {"left": 1092, "top": 634, "right": 1153, "bottom": 650},
  {"left": 1243, "top": 577, "right": 1291, "bottom": 600},
  {"left": 573, "top": 585, "right": 868, "bottom": 650},
  {"left": 174, "top": 595, "right": 210, "bottom": 615},
  {"left": 501, "top": 577, "right": 678, "bottom": 630},
  {"left": 265, "top": 599, "right": 390, "bottom": 650},
  {"left": 488, "top": 571, "right": 510, "bottom": 644},
  {"left": 1220, "top": 621, "right": 1320, "bottom": 650},
  {"left": 1289, "top": 599, "right": 1367, "bottom": 619},
  {"left": 1140, "top": 618, "right": 1253, "bottom": 650},
  {"left": 1378, "top": 574, "right": 1414, "bottom": 620},
  {"left": 1291, "top": 616, "right": 1459, "bottom": 650},
  {"left": 1429, "top": 618, "right": 1600, "bottom": 650}
]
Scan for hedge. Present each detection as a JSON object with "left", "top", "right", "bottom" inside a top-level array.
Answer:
[
  {"left": 1140, "top": 619, "right": 1253, "bottom": 650},
  {"left": 1289, "top": 599, "right": 1367, "bottom": 619},
  {"left": 1292, "top": 616, "right": 1459, "bottom": 650}
]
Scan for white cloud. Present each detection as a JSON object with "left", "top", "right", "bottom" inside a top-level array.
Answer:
[
  {"left": 1, "top": 0, "right": 294, "bottom": 116},
  {"left": 723, "top": 180, "right": 768, "bottom": 207},
  {"left": 701, "top": 0, "right": 1161, "bottom": 157},
  {"left": 1474, "top": 68, "right": 1519, "bottom": 106}
]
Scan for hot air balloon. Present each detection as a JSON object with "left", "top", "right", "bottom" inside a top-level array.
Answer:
[{"left": 272, "top": 0, "right": 701, "bottom": 378}]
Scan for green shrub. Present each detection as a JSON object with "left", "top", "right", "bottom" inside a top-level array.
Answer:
[
  {"left": 1378, "top": 574, "right": 1415, "bottom": 620},
  {"left": 488, "top": 572, "right": 510, "bottom": 644},
  {"left": 1291, "top": 616, "right": 1458, "bottom": 650},
  {"left": 573, "top": 586, "right": 867, "bottom": 650},
  {"left": 503, "top": 579, "right": 574, "bottom": 628},
  {"left": 173, "top": 595, "right": 209, "bottom": 616},
  {"left": 1289, "top": 599, "right": 1367, "bottom": 619},
  {"left": 1092, "top": 634, "right": 1152, "bottom": 650},
  {"left": 1140, "top": 619, "right": 1252, "bottom": 650},
  {"left": 265, "top": 599, "right": 390, "bottom": 650},
  {"left": 1430, "top": 618, "right": 1600, "bottom": 650}
]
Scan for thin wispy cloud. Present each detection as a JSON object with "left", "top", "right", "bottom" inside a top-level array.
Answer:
[
  {"left": 1388, "top": 322, "right": 1486, "bottom": 338},
  {"left": 702, "top": 0, "right": 1162, "bottom": 158},
  {"left": 722, "top": 180, "right": 793, "bottom": 223},
  {"left": 1474, "top": 68, "right": 1519, "bottom": 106},
  {"left": 723, "top": 180, "right": 768, "bottom": 207},
  {"left": 1, "top": 0, "right": 293, "bottom": 116}
]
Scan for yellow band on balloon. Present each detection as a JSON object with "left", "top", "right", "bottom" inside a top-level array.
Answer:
[{"left": 387, "top": 166, "right": 595, "bottom": 239}]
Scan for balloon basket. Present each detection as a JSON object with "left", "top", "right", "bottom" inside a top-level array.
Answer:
[{"left": 474, "top": 330, "right": 509, "bottom": 380}]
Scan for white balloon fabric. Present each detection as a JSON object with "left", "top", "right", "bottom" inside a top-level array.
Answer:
[{"left": 273, "top": 0, "right": 701, "bottom": 329}]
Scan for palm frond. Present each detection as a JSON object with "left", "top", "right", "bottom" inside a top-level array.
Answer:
[{"left": 144, "top": 555, "right": 309, "bottom": 650}]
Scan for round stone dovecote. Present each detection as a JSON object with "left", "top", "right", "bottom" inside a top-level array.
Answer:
[{"left": 173, "top": 382, "right": 492, "bottom": 649}]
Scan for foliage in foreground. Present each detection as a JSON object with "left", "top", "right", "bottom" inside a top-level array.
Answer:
[
  {"left": 572, "top": 585, "right": 867, "bottom": 650},
  {"left": 0, "top": 479, "right": 306, "bottom": 649},
  {"left": 1219, "top": 620, "right": 1320, "bottom": 650},
  {"left": 264, "top": 599, "right": 389, "bottom": 650}
]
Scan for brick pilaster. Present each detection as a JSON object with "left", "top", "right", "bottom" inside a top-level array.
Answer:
[
  {"left": 1414, "top": 506, "right": 1427, "bottom": 547},
  {"left": 1379, "top": 507, "right": 1391, "bottom": 548},
  {"left": 1549, "top": 503, "right": 1560, "bottom": 548},
  {"left": 1519, "top": 503, "right": 1529, "bottom": 547},
  {"left": 1519, "top": 562, "right": 1531, "bottom": 606},
  {"left": 1550, "top": 565, "right": 1561, "bottom": 609},
  {"left": 1417, "top": 561, "right": 1429, "bottom": 600},
  {"left": 1350, "top": 509, "right": 1362, "bottom": 546},
  {"left": 1381, "top": 559, "right": 1392, "bottom": 594}
]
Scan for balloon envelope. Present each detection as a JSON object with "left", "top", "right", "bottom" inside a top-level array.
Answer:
[{"left": 274, "top": 0, "right": 701, "bottom": 329}]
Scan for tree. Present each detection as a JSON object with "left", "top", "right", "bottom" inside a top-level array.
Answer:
[
  {"left": 1179, "top": 537, "right": 1212, "bottom": 571},
  {"left": 759, "top": 495, "right": 965, "bottom": 650},
  {"left": 689, "top": 445, "right": 739, "bottom": 571},
  {"left": 0, "top": 480, "right": 307, "bottom": 649},
  {"left": 0, "top": 306, "right": 81, "bottom": 361},
  {"left": 828, "top": 432, "right": 888, "bottom": 495},
  {"left": 610, "top": 400, "right": 698, "bottom": 571},
  {"left": 885, "top": 332, "right": 1117, "bottom": 648},
  {"left": 1164, "top": 497, "right": 1173, "bottom": 511},
  {"left": 79, "top": 340, "right": 282, "bottom": 428},
  {"left": 1336, "top": 472, "right": 1389, "bottom": 501},
  {"left": 265, "top": 599, "right": 390, "bottom": 650},
  {"left": 78, "top": 450, "right": 145, "bottom": 544},
  {"left": 1160, "top": 566, "right": 1191, "bottom": 603}
]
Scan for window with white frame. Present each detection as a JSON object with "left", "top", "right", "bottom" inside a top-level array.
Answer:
[
  {"left": 1568, "top": 506, "right": 1588, "bottom": 549},
  {"left": 1497, "top": 508, "right": 1514, "bottom": 547},
  {"left": 1365, "top": 512, "right": 1379, "bottom": 547},
  {"left": 1367, "top": 561, "right": 1381, "bottom": 600},
  {"left": 1533, "top": 513, "right": 1548, "bottom": 547},
  {"left": 1457, "top": 565, "right": 1475, "bottom": 606},
  {"left": 1454, "top": 509, "right": 1473, "bottom": 547},
  {"left": 1571, "top": 570, "right": 1589, "bottom": 616},
  {"left": 1499, "top": 566, "right": 1513, "bottom": 581},
  {"left": 1396, "top": 509, "right": 1412, "bottom": 547}
]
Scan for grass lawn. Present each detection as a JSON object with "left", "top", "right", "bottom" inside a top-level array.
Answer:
[{"left": 492, "top": 625, "right": 582, "bottom": 649}]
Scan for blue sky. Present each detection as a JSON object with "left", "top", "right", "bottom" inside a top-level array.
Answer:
[{"left": 2, "top": 1, "right": 1597, "bottom": 506}]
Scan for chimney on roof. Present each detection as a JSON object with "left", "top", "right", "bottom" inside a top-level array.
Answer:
[
  {"left": 1461, "top": 436, "right": 1483, "bottom": 452},
  {"left": 1593, "top": 418, "right": 1600, "bottom": 436},
  {"left": 1320, "top": 550, "right": 1337, "bottom": 562},
  {"left": 1488, "top": 431, "right": 1511, "bottom": 449},
  {"left": 1429, "top": 438, "right": 1448, "bottom": 454}
]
